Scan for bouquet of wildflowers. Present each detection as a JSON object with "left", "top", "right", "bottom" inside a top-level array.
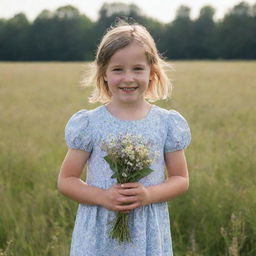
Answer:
[{"left": 101, "top": 133, "right": 158, "bottom": 242}]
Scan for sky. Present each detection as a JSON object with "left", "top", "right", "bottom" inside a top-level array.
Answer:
[{"left": 1, "top": 0, "right": 255, "bottom": 23}]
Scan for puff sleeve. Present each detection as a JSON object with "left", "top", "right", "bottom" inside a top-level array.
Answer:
[
  {"left": 65, "top": 110, "right": 93, "bottom": 152},
  {"left": 164, "top": 110, "right": 191, "bottom": 152}
]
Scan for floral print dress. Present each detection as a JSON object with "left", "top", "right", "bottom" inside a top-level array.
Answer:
[{"left": 65, "top": 104, "right": 191, "bottom": 256}]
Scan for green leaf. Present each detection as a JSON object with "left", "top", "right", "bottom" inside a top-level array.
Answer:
[
  {"left": 104, "top": 155, "right": 117, "bottom": 172},
  {"left": 111, "top": 173, "right": 117, "bottom": 179},
  {"left": 127, "top": 167, "right": 154, "bottom": 183},
  {"left": 104, "top": 155, "right": 155, "bottom": 183}
]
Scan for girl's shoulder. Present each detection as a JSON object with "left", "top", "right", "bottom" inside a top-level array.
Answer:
[
  {"left": 65, "top": 106, "right": 106, "bottom": 137},
  {"left": 153, "top": 105, "right": 188, "bottom": 124},
  {"left": 67, "top": 105, "right": 104, "bottom": 122},
  {"left": 64, "top": 106, "right": 104, "bottom": 151},
  {"left": 152, "top": 105, "right": 191, "bottom": 152}
]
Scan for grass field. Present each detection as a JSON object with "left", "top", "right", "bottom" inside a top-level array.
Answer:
[{"left": 0, "top": 61, "right": 255, "bottom": 255}]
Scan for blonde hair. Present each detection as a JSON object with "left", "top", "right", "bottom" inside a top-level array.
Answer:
[{"left": 83, "top": 20, "right": 172, "bottom": 103}]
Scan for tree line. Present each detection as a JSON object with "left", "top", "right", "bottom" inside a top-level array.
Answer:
[{"left": 0, "top": 1, "right": 256, "bottom": 61}]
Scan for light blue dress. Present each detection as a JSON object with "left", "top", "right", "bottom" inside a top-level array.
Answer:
[{"left": 65, "top": 104, "right": 191, "bottom": 256}]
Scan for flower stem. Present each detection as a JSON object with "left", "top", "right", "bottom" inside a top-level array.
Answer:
[{"left": 110, "top": 212, "right": 131, "bottom": 243}]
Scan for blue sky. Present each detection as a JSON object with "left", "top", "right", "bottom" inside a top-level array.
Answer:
[{"left": 1, "top": 0, "right": 255, "bottom": 23}]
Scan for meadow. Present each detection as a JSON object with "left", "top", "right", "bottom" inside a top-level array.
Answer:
[{"left": 0, "top": 61, "right": 255, "bottom": 256}]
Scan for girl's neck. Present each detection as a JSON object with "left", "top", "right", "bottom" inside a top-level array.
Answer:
[{"left": 105, "top": 100, "right": 152, "bottom": 121}]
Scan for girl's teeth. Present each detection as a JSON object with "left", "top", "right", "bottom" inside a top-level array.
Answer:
[{"left": 121, "top": 88, "right": 136, "bottom": 91}]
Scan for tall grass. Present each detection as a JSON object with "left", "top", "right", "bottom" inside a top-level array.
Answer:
[{"left": 0, "top": 62, "right": 255, "bottom": 255}]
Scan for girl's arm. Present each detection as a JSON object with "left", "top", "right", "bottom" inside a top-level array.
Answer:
[
  {"left": 116, "top": 150, "right": 189, "bottom": 209},
  {"left": 147, "top": 150, "right": 189, "bottom": 203},
  {"left": 58, "top": 149, "right": 103, "bottom": 205},
  {"left": 58, "top": 149, "right": 131, "bottom": 212}
]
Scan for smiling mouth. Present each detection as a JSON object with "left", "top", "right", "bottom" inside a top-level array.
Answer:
[{"left": 119, "top": 87, "right": 138, "bottom": 91}]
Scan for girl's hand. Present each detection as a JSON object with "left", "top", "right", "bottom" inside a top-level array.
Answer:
[
  {"left": 101, "top": 183, "right": 150, "bottom": 212},
  {"left": 101, "top": 184, "right": 131, "bottom": 212},
  {"left": 117, "top": 182, "right": 151, "bottom": 211}
]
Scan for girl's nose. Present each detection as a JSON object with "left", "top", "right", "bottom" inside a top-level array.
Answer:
[{"left": 123, "top": 72, "right": 134, "bottom": 83}]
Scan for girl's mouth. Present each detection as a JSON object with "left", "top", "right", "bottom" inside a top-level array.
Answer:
[{"left": 119, "top": 87, "right": 138, "bottom": 91}]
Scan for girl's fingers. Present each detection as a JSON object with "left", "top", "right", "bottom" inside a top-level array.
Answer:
[
  {"left": 113, "top": 184, "right": 122, "bottom": 188},
  {"left": 118, "top": 188, "right": 138, "bottom": 196},
  {"left": 116, "top": 202, "right": 140, "bottom": 212},
  {"left": 117, "top": 196, "right": 137, "bottom": 204},
  {"left": 120, "top": 183, "right": 140, "bottom": 188}
]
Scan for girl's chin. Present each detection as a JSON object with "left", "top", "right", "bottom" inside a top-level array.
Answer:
[
  {"left": 118, "top": 96, "right": 145, "bottom": 104},
  {"left": 111, "top": 91, "right": 146, "bottom": 104}
]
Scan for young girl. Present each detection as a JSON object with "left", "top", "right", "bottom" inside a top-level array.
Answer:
[{"left": 58, "top": 21, "right": 191, "bottom": 256}]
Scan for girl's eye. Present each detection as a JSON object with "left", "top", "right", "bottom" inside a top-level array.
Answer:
[
  {"left": 134, "top": 67, "right": 144, "bottom": 71},
  {"left": 112, "top": 68, "right": 122, "bottom": 71}
]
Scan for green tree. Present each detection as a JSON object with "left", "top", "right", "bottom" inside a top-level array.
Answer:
[
  {"left": 0, "top": 19, "right": 7, "bottom": 59},
  {"left": 0, "top": 13, "right": 29, "bottom": 60},
  {"left": 1, "top": 1, "right": 256, "bottom": 60},
  {"left": 164, "top": 6, "right": 194, "bottom": 59},
  {"left": 142, "top": 17, "right": 166, "bottom": 56},
  {"left": 217, "top": 2, "right": 256, "bottom": 59},
  {"left": 29, "top": 6, "right": 94, "bottom": 60},
  {"left": 94, "top": 3, "right": 166, "bottom": 59},
  {"left": 94, "top": 3, "right": 146, "bottom": 45},
  {"left": 53, "top": 6, "right": 94, "bottom": 60},
  {"left": 192, "top": 6, "right": 217, "bottom": 59},
  {"left": 28, "top": 10, "right": 55, "bottom": 60}
]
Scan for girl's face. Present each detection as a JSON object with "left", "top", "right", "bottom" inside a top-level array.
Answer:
[{"left": 104, "top": 42, "right": 152, "bottom": 105}]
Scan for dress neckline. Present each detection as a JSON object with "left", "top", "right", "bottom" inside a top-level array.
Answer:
[{"left": 102, "top": 104, "right": 155, "bottom": 123}]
